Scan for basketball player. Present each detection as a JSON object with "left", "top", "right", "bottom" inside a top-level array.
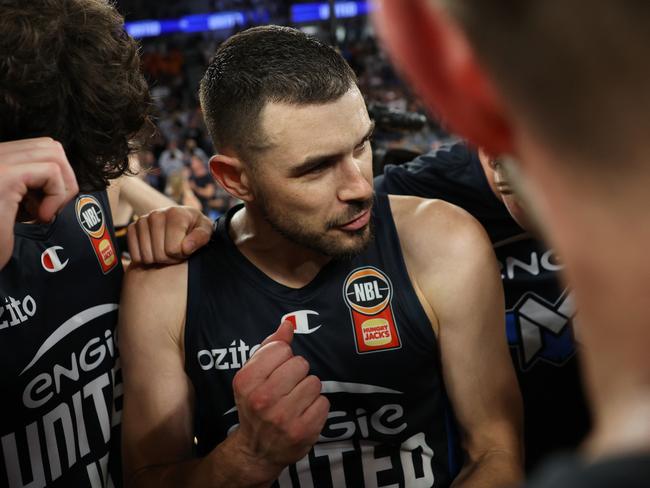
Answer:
[
  {"left": 374, "top": 0, "right": 650, "bottom": 485},
  {"left": 119, "top": 26, "right": 522, "bottom": 488},
  {"left": 0, "top": 1, "right": 211, "bottom": 486}
]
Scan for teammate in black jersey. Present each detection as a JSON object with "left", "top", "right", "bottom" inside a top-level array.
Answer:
[
  {"left": 375, "top": 1, "right": 650, "bottom": 486},
  {"left": 119, "top": 26, "right": 523, "bottom": 488},
  {"left": 375, "top": 143, "right": 590, "bottom": 470},
  {"left": 0, "top": 2, "right": 211, "bottom": 486}
]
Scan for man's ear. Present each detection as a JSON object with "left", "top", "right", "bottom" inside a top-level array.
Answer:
[
  {"left": 374, "top": 0, "right": 514, "bottom": 156},
  {"left": 209, "top": 154, "right": 254, "bottom": 202}
]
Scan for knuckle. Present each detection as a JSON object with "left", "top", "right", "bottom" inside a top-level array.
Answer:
[
  {"left": 318, "top": 395, "right": 331, "bottom": 412},
  {"left": 265, "top": 341, "right": 293, "bottom": 361},
  {"left": 148, "top": 209, "right": 165, "bottom": 224},
  {"left": 135, "top": 217, "right": 148, "bottom": 231},
  {"left": 248, "top": 389, "right": 271, "bottom": 413},
  {"left": 286, "top": 425, "right": 307, "bottom": 445},
  {"left": 44, "top": 161, "right": 62, "bottom": 176},
  {"left": 167, "top": 206, "right": 184, "bottom": 221},
  {"left": 295, "top": 355, "right": 309, "bottom": 370},
  {"left": 53, "top": 141, "right": 66, "bottom": 156},
  {"left": 288, "top": 355, "right": 308, "bottom": 375},
  {"left": 231, "top": 372, "right": 246, "bottom": 396},
  {"left": 269, "top": 409, "right": 287, "bottom": 427},
  {"left": 305, "top": 375, "right": 322, "bottom": 394},
  {"left": 276, "top": 341, "right": 293, "bottom": 359}
]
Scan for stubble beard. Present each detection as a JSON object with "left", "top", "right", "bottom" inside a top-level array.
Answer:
[{"left": 257, "top": 192, "right": 375, "bottom": 261}]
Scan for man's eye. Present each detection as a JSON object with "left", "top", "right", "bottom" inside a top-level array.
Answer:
[
  {"left": 305, "top": 159, "right": 335, "bottom": 175},
  {"left": 354, "top": 140, "right": 369, "bottom": 153},
  {"left": 309, "top": 165, "right": 327, "bottom": 174}
]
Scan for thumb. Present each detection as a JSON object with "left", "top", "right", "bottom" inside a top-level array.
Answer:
[
  {"left": 261, "top": 320, "right": 294, "bottom": 347},
  {"left": 181, "top": 214, "right": 213, "bottom": 256}
]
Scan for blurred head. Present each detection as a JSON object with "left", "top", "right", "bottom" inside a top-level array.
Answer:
[
  {"left": 375, "top": 0, "right": 650, "bottom": 284},
  {"left": 0, "top": 0, "right": 152, "bottom": 191},
  {"left": 190, "top": 155, "right": 207, "bottom": 176},
  {"left": 201, "top": 26, "right": 374, "bottom": 259},
  {"left": 166, "top": 170, "right": 186, "bottom": 204}
]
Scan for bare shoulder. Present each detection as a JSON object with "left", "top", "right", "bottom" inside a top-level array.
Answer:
[
  {"left": 388, "top": 194, "right": 492, "bottom": 271},
  {"left": 120, "top": 261, "right": 189, "bottom": 348}
]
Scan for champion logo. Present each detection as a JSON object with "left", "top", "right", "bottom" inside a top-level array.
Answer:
[
  {"left": 41, "top": 246, "right": 69, "bottom": 273},
  {"left": 281, "top": 310, "right": 322, "bottom": 334}
]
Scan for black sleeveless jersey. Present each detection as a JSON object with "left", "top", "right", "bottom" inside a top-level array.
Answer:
[
  {"left": 185, "top": 193, "right": 459, "bottom": 487},
  {"left": 0, "top": 192, "right": 124, "bottom": 488},
  {"left": 376, "top": 143, "right": 590, "bottom": 470}
]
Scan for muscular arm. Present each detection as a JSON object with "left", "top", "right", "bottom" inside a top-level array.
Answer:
[
  {"left": 119, "top": 263, "right": 215, "bottom": 487},
  {"left": 392, "top": 195, "right": 523, "bottom": 487},
  {"left": 119, "top": 264, "right": 328, "bottom": 487}
]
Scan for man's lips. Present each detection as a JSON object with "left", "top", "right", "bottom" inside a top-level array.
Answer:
[{"left": 337, "top": 209, "right": 371, "bottom": 231}]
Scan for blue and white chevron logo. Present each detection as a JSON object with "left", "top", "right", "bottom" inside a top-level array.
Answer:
[{"left": 506, "top": 291, "right": 576, "bottom": 370}]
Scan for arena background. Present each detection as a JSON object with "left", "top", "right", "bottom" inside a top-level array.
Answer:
[{"left": 113, "top": 0, "right": 454, "bottom": 221}]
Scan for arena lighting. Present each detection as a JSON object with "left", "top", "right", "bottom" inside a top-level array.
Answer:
[
  {"left": 125, "top": 11, "right": 247, "bottom": 39},
  {"left": 291, "top": 1, "right": 373, "bottom": 23},
  {"left": 124, "top": 2, "right": 372, "bottom": 39}
]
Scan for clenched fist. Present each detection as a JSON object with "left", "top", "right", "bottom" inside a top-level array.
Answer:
[
  {"left": 225, "top": 321, "right": 330, "bottom": 485},
  {"left": 0, "top": 138, "right": 78, "bottom": 269}
]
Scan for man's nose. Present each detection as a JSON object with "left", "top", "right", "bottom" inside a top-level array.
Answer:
[{"left": 337, "top": 157, "right": 373, "bottom": 203}]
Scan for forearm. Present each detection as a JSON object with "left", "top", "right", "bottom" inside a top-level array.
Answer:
[
  {"left": 451, "top": 449, "right": 523, "bottom": 488},
  {"left": 119, "top": 176, "right": 176, "bottom": 215}
]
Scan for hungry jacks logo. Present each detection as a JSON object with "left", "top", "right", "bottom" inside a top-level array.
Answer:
[{"left": 343, "top": 266, "right": 401, "bottom": 354}]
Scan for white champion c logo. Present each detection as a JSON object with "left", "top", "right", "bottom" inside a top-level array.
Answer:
[
  {"left": 41, "top": 246, "right": 69, "bottom": 273},
  {"left": 281, "top": 310, "right": 322, "bottom": 334}
]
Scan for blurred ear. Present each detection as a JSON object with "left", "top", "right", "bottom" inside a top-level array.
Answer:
[
  {"left": 374, "top": 0, "right": 514, "bottom": 156},
  {"left": 209, "top": 154, "right": 254, "bottom": 202}
]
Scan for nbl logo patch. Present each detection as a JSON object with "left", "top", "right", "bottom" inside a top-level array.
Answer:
[
  {"left": 343, "top": 266, "right": 401, "bottom": 354},
  {"left": 75, "top": 195, "right": 117, "bottom": 274}
]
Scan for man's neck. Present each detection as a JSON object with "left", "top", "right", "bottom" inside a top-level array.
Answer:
[{"left": 227, "top": 206, "right": 331, "bottom": 289}]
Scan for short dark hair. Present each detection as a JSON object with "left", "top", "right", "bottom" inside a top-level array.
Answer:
[
  {"left": 199, "top": 25, "right": 357, "bottom": 161},
  {"left": 0, "top": 0, "right": 152, "bottom": 191},
  {"left": 443, "top": 0, "right": 650, "bottom": 168}
]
